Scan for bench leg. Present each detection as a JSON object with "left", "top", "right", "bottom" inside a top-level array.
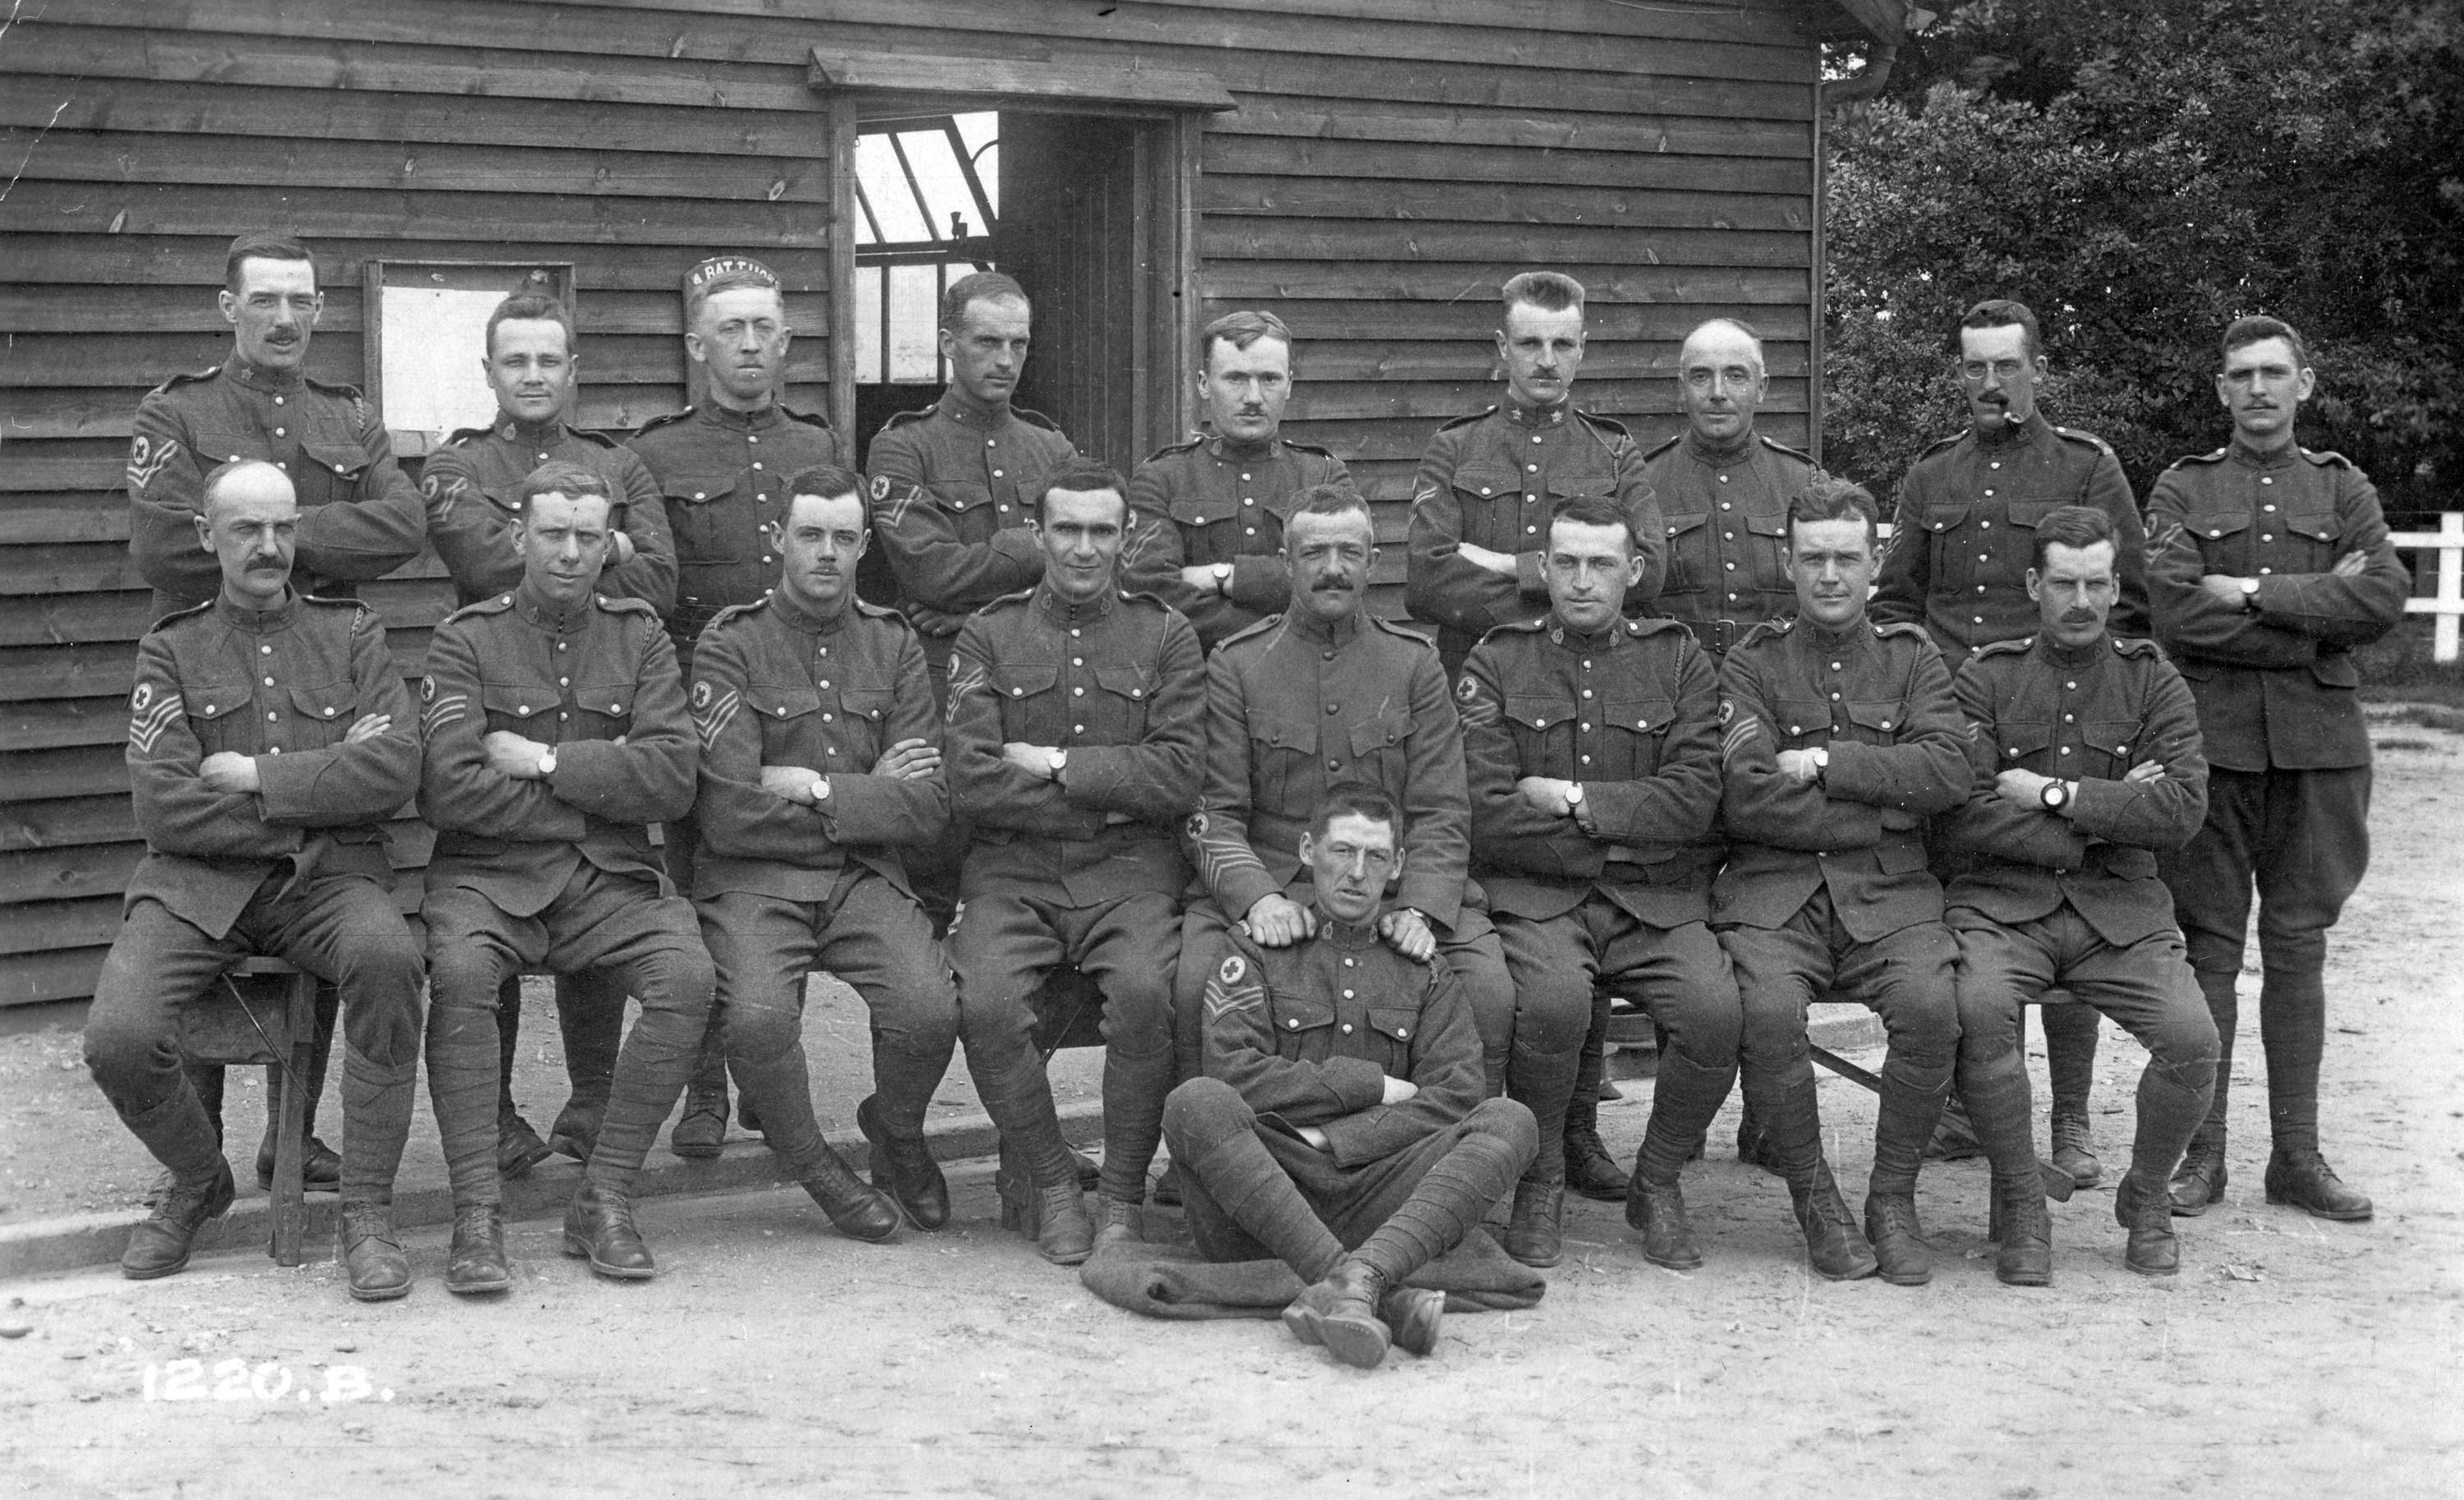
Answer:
[{"left": 269, "top": 972, "right": 313, "bottom": 1267}]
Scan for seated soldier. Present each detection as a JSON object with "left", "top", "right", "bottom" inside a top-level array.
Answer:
[
  {"left": 1163, "top": 785, "right": 1538, "bottom": 1370},
  {"left": 418, "top": 461, "right": 714, "bottom": 1288},
  {"left": 1460, "top": 495, "right": 1741, "bottom": 1269},
  {"left": 1713, "top": 475, "right": 1973, "bottom": 1284},
  {"left": 689, "top": 465, "right": 950, "bottom": 1241},
  {"left": 945, "top": 457, "right": 1206, "bottom": 1263},
  {"left": 86, "top": 460, "right": 425, "bottom": 1299},
  {"left": 1939, "top": 504, "right": 2219, "bottom": 1281}
]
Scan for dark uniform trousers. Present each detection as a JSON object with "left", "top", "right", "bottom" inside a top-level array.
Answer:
[
  {"left": 1119, "top": 431, "right": 1352, "bottom": 651},
  {"left": 1714, "top": 615, "right": 1973, "bottom": 1195},
  {"left": 1460, "top": 614, "right": 1738, "bottom": 1183},
  {"left": 417, "top": 584, "right": 710, "bottom": 1207},
  {"left": 1182, "top": 608, "right": 1513, "bottom": 1092},
  {"left": 944, "top": 584, "right": 1205, "bottom": 1204},
  {"left": 688, "top": 589, "right": 958, "bottom": 1168},
  {"left": 1405, "top": 397, "right": 1663, "bottom": 676},
  {"left": 1942, "top": 629, "right": 2222, "bottom": 1187},
  {"left": 1161, "top": 927, "right": 1536, "bottom": 1283},
  {"left": 89, "top": 591, "right": 425, "bottom": 1202},
  {"left": 2145, "top": 437, "right": 2409, "bottom": 1155}
]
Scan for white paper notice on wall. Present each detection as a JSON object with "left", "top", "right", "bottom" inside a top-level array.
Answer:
[{"left": 375, "top": 285, "right": 505, "bottom": 438}]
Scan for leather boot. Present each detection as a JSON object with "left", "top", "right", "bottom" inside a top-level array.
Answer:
[
  {"left": 1071, "top": 1147, "right": 1102, "bottom": 1191},
  {"left": 1093, "top": 1196, "right": 1144, "bottom": 1250},
  {"left": 668, "top": 1028, "right": 731, "bottom": 1159},
  {"left": 1501, "top": 1177, "right": 1564, "bottom": 1268},
  {"left": 975, "top": 1051, "right": 1095, "bottom": 1263},
  {"left": 497, "top": 1105, "right": 554, "bottom": 1179},
  {"left": 1563, "top": 1125, "right": 1628, "bottom": 1202},
  {"left": 2050, "top": 1109, "right": 2103, "bottom": 1189},
  {"left": 857, "top": 1095, "right": 949, "bottom": 1231},
  {"left": 1562, "top": 1000, "right": 1625, "bottom": 1201},
  {"left": 122, "top": 1162, "right": 236, "bottom": 1281},
  {"left": 445, "top": 1203, "right": 513, "bottom": 1295},
  {"left": 996, "top": 1143, "right": 1095, "bottom": 1266},
  {"left": 547, "top": 1101, "right": 602, "bottom": 1165},
  {"left": 2264, "top": 1149, "right": 2373, "bottom": 1222},
  {"left": 2114, "top": 1168, "right": 2179, "bottom": 1276},
  {"left": 1736, "top": 1111, "right": 1784, "bottom": 1176},
  {"left": 1789, "top": 1168, "right": 1878, "bottom": 1281},
  {"left": 2168, "top": 1139, "right": 2228, "bottom": 1217},
  {"left": 256, "top": 1134, "right": 342, "bottom": 1191},
  {"left": 563, "top": 1181, "right": 657, "bottom": 1280},
  {"left": 1281, "top": 1257, "right": 1395, "bottom": 1369},
  {"left": 1625, "top": 1170, "right": 1701, "bottom": 1271},
  {"left": 338, "top": 1202, "right": 411, "bottom": 1303},
  {"left": 1863, "top": 1193, "right": 1933, "bottom": 1286},
  {"left": 1380, "top": 1284, "right": 1445, "bottom": 1358},
  {"left": 796, "top": 1144, "right": 902, "bottom": 1244},
  {"left": 1989, "top": 1175, "right": 2053, "bottom": 1287}
]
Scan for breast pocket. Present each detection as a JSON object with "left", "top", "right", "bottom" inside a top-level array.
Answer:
[
  {"left": 1601, "top": 697, "right": 1676, "bottom": 777},
  {"left": 1367, "top": 1005, "right": 1422, "bottom": 1074},
  {"left": 1920, "top": 504, "right": 1974, "bottom": 587},
  {"left": 1745, "top": 513, "right": 1792, "bottom": 596},
  {"left": 837, "top": 685, "right": 898, "bottom": 765},
  {"left": 183, "top": 679, "right": 254, "bottom": 756},
  {"left": 2279, "top": 511, "right": 2342, "bottom": 573},
  {"left": 1266, "top": 993, "right": 1337, "bottom": 1059},
  {"left": 1447, "top": 463, "right": 1520, "bottom": 548},
  {"left": 935, "top": 481, "right": 1005, "bottom": 544},
  {"left": 990, "top": 660, "right": 1060, "bottom": 741},
  {"left": 1661, "top": 512, "right": 1712, "bottom": 595},
  {"left": 662, "top": 473, "right": 747, "bottom": 566},
  {"left": 286, "top": 683, "right": 357, "bottom": 750},
  {"left": 1248, "top": 707, "right": 1319, "bottom": 812},
  {"left": 572, "top": 681, "right": 636, "bottom": 742},
  {"left": 479, "top": 682, "right": 561, "bottom": 738},
  {"left": 1772, "top": 697, "right": 1834, "bottom": 748},
  {"left": 2186, "top": 511, "right": 2251, "bottom": 573},
  {"left": 1089, "top": 665, "right": 1154, "bottom": 741},
  {"left": 2082, "top": 717, "right": 2144, "bottom": 780},
  {"left": 1994, "top": 720, "right": 2054, "bottom": 772},
  {"left": 1348, "top": 707, "right": 1412, "bottom": 789},
  {"left": 744, "top": 683, "right": 822, "bottom": 760},
  {"left": 297, "top": 440, "right": 373, "bottom": 508},
  {"left": 1841, "top": 697, "right": 1908, "bottom": 748}
]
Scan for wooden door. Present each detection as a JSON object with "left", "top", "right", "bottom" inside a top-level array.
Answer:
[{"left": 997, "top": 113, "right": 1147, "bottom": 476}]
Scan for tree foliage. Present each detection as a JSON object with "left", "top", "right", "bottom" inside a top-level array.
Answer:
[{"left": 1823, "top": 0, "right": 2464, "bottom": 519}]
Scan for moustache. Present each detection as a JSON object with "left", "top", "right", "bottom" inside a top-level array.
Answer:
[
  {"left": 2060, "top": 608, "right": 2098, "bottom": 623},
  {"left": 1309, "top": 576, "right": 1357, "bottom": 591}
]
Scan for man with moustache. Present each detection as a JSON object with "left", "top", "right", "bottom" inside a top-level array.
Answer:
[
  {"left": 1875, "top": 300, "right": 2148, "bottom": 1189},
  {"left": 418, "top": 462, "right": 712, "bottom": 1287},
  {"left": 1938, "top": 504, "right": 2218, "bottom": 1281},
  {"left": 124, "top": 232, "right": 426, "bottom": 1198},
  {"left": 628, "top": 256, "right": 841, "bottom": 1158},
  {"left": 1714, "top": 476, "right": 1971, "bottom": 1284},
  {"left": 1164, "top": 785, "right": 1538, "bottom": 1370},
  {"left": 87, "top": 461, "right": 425, "bottom": 1299},
  {"left": 2145, "top": 316, "right": 2409, "bottom": 1223},
  {"left": 423, "top": 289, "right": 678, "bottom": 1176},
  {"left": 1181, "top": 488, "right": 1515, "bottom": 1142},
  {"left": 1407, "top": 270, "right": 1662, "bottom": 676},
  {"left": 687, "top": 464, "right": 948, "bottom": 1240},
  {"left": 1121, "top": 310, "right": 1354, "bottom": 651},
  {"left": 1459, "top": 496, "right": 1739, "bottom": 1268},
  {"left": 943, "top": 458, "right": 1204, "bottom": 1264}
]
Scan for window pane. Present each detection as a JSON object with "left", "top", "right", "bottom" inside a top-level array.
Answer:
[
  {"left": 853, "top": 265, "right": 884, "bottom": 385},
  {"left": 854, "top": 134, "right": 931, "bottom": 244},
  {"left": 887, "top": 264, "right": 940, "bottom": 383}
]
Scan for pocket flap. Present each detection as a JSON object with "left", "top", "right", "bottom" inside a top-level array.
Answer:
[
  {"left": 661, "top": 472, "right": 741, "bottom": 505},
  {"left": 1745, "top": 513, "right": 1790, "bottom": 537},
  {"left": 2285, "top": 513, "right": 2341, "bottom": 543},
  {"left": 480, "top": 682, "right": 558, "bottom": 718},
  {"left": 1995, "top": 720, "right": 2054, "bottom": 759},
  {"left": 1603, "top": 697, "right": 1676, "bottom": 734},
  {"left": 2084, "top": 718, "right": 2142, "bottom": 757},
  {"left": 1269, "top": 996, "right": 1335, "bottom": 1034},
  {"left": 1349, "top": 709, "right": 1410, "bottom": 757},
  {"left": 186, "top": 680, "right": 250, "bottom": 720},
  {"left": 1504, "top": 695, "right": 1577, "bottom": 731},
  {"left": 1170, "top": 494, "right": 1236, "bottom": 527},
  {"left": 301, "top": 441, "right": 370, "bottom": 481},
  {"left": 2310, "top": 651, "right": 2360, "bottom": 689},
  {"left": 991, "top": 661, "right": 1058, "bottom": 699},
  {"left": 1251, "top": 710, "right": 1318, "bottom": 754},
  {"left": 1664, "top": 512, "right": 1710, "bottom": 538},
  {"left": 1448, "top": 464, "right": 1518, "bottom": 499},
  {"left": 1920, "top": 504, "right": 1971, "bottom": 532},
  {"left": 2007, "top": 499, "right": 2058, "bottom": 527},
  {"left": 1367, "top": 1005, "right": 1420, "bottom": 1043},
  {"left": 1092, "top": 665, "right": 1155, "bottom": 702},
  {"left": 2189, "top": 511, "right": 2250, "bottom": 541},
  {"left": 839, "top": 687, "right": 895, "bottom": 721},
  {"left": 577, "top": 682, "right": 635, "bottom": 718},
  {"left": 287, "top": 684, "right": 355, "bottom": 724},
  {"left": 745, "top": 684, "right": 821, "bottom": 720},
  {"left": 937, "top": 481, "right": 994, "bottom": 513},
  {"left": 1843, "top": 698, "right": 1910, "bottom": 733}
]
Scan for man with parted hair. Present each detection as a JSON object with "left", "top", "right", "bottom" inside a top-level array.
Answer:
[
  {"left": 89, "top": 460, "right": 425, "bottom": 1299},
  {"left": 943, "top": 456, "right": 1205, "bottom": 1266},
  {"left": 1459, "top": 494, "right": 1740, "bottom": 1269},
  {"left": 687, "top": 462, "right": 947, "bottom": 1243},
  {"left": 421, "top": 288, "right": 678, "bottom": 1176},
  {"left": 1181, "top": 485, "right": 1517, "bottom": 1133},
  {"left": 1941, "top": 503, "right": 2218, "bottom": 1281},
  {"left": 1873, "top": 297, "right": 2151, "bottom": 1193},
  {"left": 1120, "top": 309, "right": 1354, "bottom": 650},
  {"left": 867, "top": 271, "right": 1082, "bottom": 663},
  {"left": 2146, "top": 315, "right": 2409, "bottom": 1224},
  {"left": 627, "top": 255, "right": 842, "bottom": 1157},
  {"left": 1164, "top": 783, "right": 1538, "bottom": 1371},
  {"left": 127, "top": 232, "right": 428, "bottom": 621},
  {"left": 1407, "top": 269, "right": 1662, "bottom": 676},
  {"left": 1712, "top": 475, "right": 1971, "bottom": 1286},
  {"left": 418, "top": 460, "right": 713, "bottom": 1289}
]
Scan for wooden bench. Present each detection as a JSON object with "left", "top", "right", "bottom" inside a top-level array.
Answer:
[{"left": 176, "top": 957, "right": 319, "bottom": 1266}]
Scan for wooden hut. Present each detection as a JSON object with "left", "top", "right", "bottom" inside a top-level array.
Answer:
[{"left": 0, "top": 0, "right": 1911, "bottom": 1018}]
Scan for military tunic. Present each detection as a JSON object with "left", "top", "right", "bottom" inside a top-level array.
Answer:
[
  {"left": 1641, "top": 430, "right": 1814, "bottom": 654},
  {"left": 864, "top": 392, "right": 1078, "bottom": 665},
  {"left": 1161, "top": 924, "right": 1534, "bottom": 1267},
  {"left": 85, "top": 590, "right": 424, "bottom": 1196},
  {"left": 1119, "top": 431, "right": 1352, "bottom": 650},
  {"left": 126, "top": 361, "right": 428, "bottom": 616},
  {"left": 1873, "top": 411, "right": 2149, "bottom": 670},
  {"left": 1405, "top": 399, "right": 1663, "bottom": 670},
  {"left": 421, "top": 415, "right": 678, "bottom": 614},
  {"left": 624, "top": 401, "right": 840, "bottom": 651},
  {"left": 417, "top": 581, "right": 712, "bottom": 1205},
  {"left": 688, "top": 588, "right": 958, "bottom": 1173}
]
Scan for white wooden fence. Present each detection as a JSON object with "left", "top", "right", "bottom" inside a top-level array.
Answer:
[{"left": 2393, "top": 513, "right": 2464, "bottom": 664}]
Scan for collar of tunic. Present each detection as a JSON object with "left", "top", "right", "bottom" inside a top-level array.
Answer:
[
  {"left": 1797, "top": 614, "right": 1870, "bottom": 653},
  {"left": 512, "top": 578, "right": 597, "bottom": 635},
  {"left": 2227, "top": 436, "right": 2300, "bottom": 470},
  {"left": 494, "top": 412, "right": 572, "bottom": 446},
  {"left": 936, "top": 389, "right": 1014, "bottom": 429},
  {"left": 2038, "top": 632, "right": 2108, "bottom": 669},
  {"left": 1971, "top": 410, "right": 2051, "bottom": 450},
  {"left": 701, "top": 400, "right": 784, "bottom": 433},
  {"left": 224, "top": 357, "right": 306, "bottom": 395},
  {"left": 1681, "top": 427, "right": 1758, "bottom": 466},
  {"left": 769, "top": 587, "right": 852, "bottom": 637},
  {"left": 214, "top": 587, "right": 298, "bottom": 633},
  {"left": 1286, "top": 607, "right": 1364, "bottom": 646},
  {"left": 1547, "top": 618, "right": 1623, "bottom": 651},
  {"left": 1032, "top": 581, "right": 1119, "bottom": 625},
  {"left": 1504, "top": 398, "right": 1570, "bottom": 430},
  {"left": 1207, "top": 432, "right": 1277, "bottom": 462}
]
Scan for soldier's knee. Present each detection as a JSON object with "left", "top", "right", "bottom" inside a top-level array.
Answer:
[
  {"left": 644, "top": 938, "right": 716, "bottom": 1015},
  {"left": 1161, "top": 1076, "right": 1250, "bottom": 1154},
  {"left": 81, "top": 1007, "right": 167, "bottom": 1091},
  {"left": 1510, "top": 978, "right": 1591, "bottom": 1056},
  {"left": 1465, "top": 1096, "right": 1540, "bottom": 1160},
  {"left": 720, "top": 994, "right": 801, "bottom": 1061},
  {"left": 425, "top": 942, "right": 503, "bottom": 1010}
]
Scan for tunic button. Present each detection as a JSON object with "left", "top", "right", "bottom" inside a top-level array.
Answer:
[
  {"left": 558, "top": 642, "right": 568, "bottom": 651},
  {"left": 2260, "top": 534, "right": 2273, "bottom": 543},
  {"left": 324, "top": 706, "right": 335, "bottom": 716},
  {"left": 1580, "top": 753, "right": 1592, "bottom": 764},
  {"left": 2264, "top": 504, "right": 2276, "bottom": 513},
  {"left": 2260, "top": 476, "right": 2273, "bottom": 485},
  {"left": 260, "top": 645, "right": 272, "bottom": 655},
  {"left": 268, "top": 746, "right": 280, "bottom": 755},
  {"left": 1974, "top": 616, "right": 1984, "bottom": 624},
  {"left": 559, "top": 676, "right": 570, "bottom": 687},
  {"left": 1831, "top": 661, "right": 1841, "bottom": 671},
  {"left": 1720, "top": 501, "right": 1731, "bottom": 511},
  {"left": 266, "top": 711, "right": 278, "bottom": 721},
  {"left": 1326, "top": 704, "right": 1339, "bottom": 715},
  {"left": 1287, "top": 1019, "right": 1299, "bottom": 1030},
  {"left": 1977, "top": 585, "right": 1988, "bottom": 594},
  {"left": 1073, "top": 687, "right": 1085, "bottom": 697},
  {"left": 1343, "top": 958, "right": 1355, "bottom": 967},
  {"left": 263, "top": 676, "right": 274, "bottom": 686},
  {"left": 1340, "top": 1024, "right": 1353, "bottom": 1034},
  {"left": 1581, "top": 688, "right": 1593, "bottom": 699},
  {"left": 747, "top": 435, "right": 758, "bottom": 444},
  {"left": 1073, "top": 657, "right": 1084, "bottom": 667},
  {"left": 1013, "top": 687, "right": 1023, "bottom": 697},
  {"left": 1074, "top": 725, "right": 1085, "bottom": 734},
  {"left": 1881, "top": 720, "right": 1892, "bottom": 729},
  {"left": 517, "top": 704, "right": 530, "bottom": 715},
  {"left": 274, "top": 427, "right": 285, "bottom": 438},
  {"left": 821, "top": 713, "right": 833, "bottom": 722},
  {"left": 2060, "top": 745, "right": 2071, "bottom": 755},
  {"left": 559, "top": 711, "right": 569, "bottom": 721},
  {"left": 1979, "top": 520, "right": 1991, "bottom": 530},
  {"left": 1342, "top": 990, "right": 1354, "bottom": 999},
  {"left": 1327, "top": 759, "right": 1340, "bottom": 771},
  {"left": 993, "top": 469, "right": 1004, "bottom": 478},
  {"left": 1984, "top": 488, "right": 1994, "bottom": 498},
  {"left": 2064, "top": 714, "right": 2074, "bottom": 723},
  {"left": 1831, "top": 691, "right": 1841, "bottom": 701},
  {"left": 1131, "top": 689, "right": 1142, "bottom": 699},
  {"left": 1724, "top": 531, "right": 1735, "bottom": 541},
  {"left": 273, "top": 396, "right": 283, "bottom": 405},
  {"left": 818, "top": 680, "right": 830, "bottom": 690},
  {"left": 1243, "top": 497, "right": 1255, "bottom": 506},
  {"left": 1241, "top": 473, "right": 1252, "bottom": 481},
  {"left": 1395, "top": 1028, "right": 1408, "bottom": 1038},
  {"left": 1246, "top": 527, "right": 1257, "bottom": 536},
  {"left": 1718, "top": 474, "right": 1729, "bottom": 483},
  {"left": 752, "top": 462, "right": 763, "bottom": 471},
  {"left": 1725, "top": 562, "right": 1736, "bottom": 571},
  {"left": 1481, "top": 488, "right": 1492, "bottom": 496},
  {"left": 1323, "top": 651, "right": 1335, "bottom": 661}
]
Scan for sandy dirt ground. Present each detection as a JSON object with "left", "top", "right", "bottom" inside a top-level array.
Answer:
[{"left": 2, "top": 714, "right": 2459, "bottom": 1497}]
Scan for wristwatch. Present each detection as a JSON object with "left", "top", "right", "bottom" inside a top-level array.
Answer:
[
  {"left": 1809, "top": 746, "right": 1829, "bottom": 782},
  {"left": 1211, "top": 562, "right": 1233, "bottom": 595},
  {"left": 535, "top": 748, "right": 557, "bottom": 778},
  {"left": 1048, "top": 748, "right": 1069, "bottom": 778},
  {"left": 2240, "top": 577, "right": 2261, "bottom": 611},
  {"left": 1563, "top": 782, "right": 1585, "bottom": 812},
  {"left": 808, "top": 775, "right": 831, "bottom": 803},
  {"left": 2039, "top": 780, "right": 2071, "bottom": 812}
]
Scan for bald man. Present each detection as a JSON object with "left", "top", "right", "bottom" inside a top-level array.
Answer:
[{"left": 87, "top": 461, "right": 426, "bottom": 1298}]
